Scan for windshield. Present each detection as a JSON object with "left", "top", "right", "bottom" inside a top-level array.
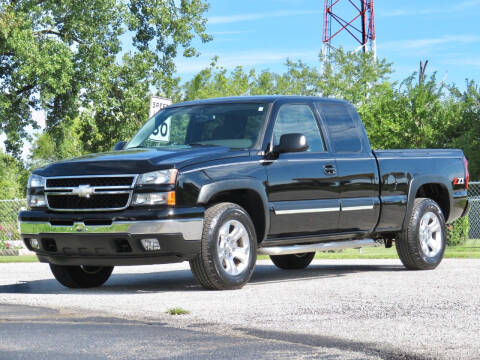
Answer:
[{"left": 126, "top": 103, "right": 270, "bottom": 150}]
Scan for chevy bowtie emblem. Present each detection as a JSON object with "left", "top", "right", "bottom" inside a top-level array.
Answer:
[
  {"left": 72, "top": 184, "right": 95, "bottom": 198},
  {"left": 73, "top": 223, "right": 86, "bottom": 232}
]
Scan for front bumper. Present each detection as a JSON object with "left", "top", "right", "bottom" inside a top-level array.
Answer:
[{"left": 20, "top": 218, "right": 203, "bottom": 266}]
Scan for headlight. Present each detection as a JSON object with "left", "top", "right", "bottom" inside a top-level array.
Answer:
[
  {"left": 137, "top": 169, "right": 177, "bottom": 185},
  {"left": 132, "top": 191, "right": 176, "bottom": 206},
  {"left": 27, "top": 194, "right": 47, "bottom": 208},
  {"left": 28, "top": 174, "right": 46, "bottom": 188}
]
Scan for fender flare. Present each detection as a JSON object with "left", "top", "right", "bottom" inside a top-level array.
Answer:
[
  {"left": 197, "top": 178, "right": 270, "bottom": 241},
  {"left": 404, "top": 175, "right": 453, "bottom": 226}
]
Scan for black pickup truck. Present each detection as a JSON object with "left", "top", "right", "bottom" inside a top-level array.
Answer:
[{"left": 19, "top": 96, "right": 470, "bottom": 290}]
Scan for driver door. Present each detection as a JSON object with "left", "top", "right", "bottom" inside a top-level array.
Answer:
[{"left": 264, "top": 102, "right": 341, "bottom": 239}]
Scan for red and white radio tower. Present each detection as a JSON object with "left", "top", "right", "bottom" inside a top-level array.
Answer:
[{"left": 322, "top": 0, "right": 376, "bottom": 58}]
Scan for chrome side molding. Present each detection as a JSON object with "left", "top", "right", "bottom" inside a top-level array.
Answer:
[
  {"left": 257, "top": 239, "right": 376, "bottom": 256},
  {"left": 274, "top": 207, "right": 340, "bottom": 215}
]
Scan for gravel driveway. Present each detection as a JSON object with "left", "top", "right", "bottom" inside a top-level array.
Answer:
[{"left": 0, "top": 259, "right": 479, "bottom": 359}]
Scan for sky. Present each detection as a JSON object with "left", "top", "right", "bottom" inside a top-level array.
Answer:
[
  {"left": 176, "top": 0, "right": 480, "bottom": 87},
  {"left": 5, "top": 0, "right": 480, "bottom": 160}
]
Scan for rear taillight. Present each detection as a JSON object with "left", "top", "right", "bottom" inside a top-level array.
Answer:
[{"left": 464, "top": 156, "right": 470, "bottom": 190}]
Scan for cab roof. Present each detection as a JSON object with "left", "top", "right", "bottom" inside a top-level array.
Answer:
[{"left": 169, "top": 95, "right": 349, "bottom": 108}]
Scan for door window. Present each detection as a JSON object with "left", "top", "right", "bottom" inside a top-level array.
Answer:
[{"left": 272, "top": 104, "right": 325, "bottom": 152}]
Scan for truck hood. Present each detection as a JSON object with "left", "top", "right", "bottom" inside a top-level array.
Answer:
[{"left": 34, "top": 146, "right": 244, "bottom": 176}]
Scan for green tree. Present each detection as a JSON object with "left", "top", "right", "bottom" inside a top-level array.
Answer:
[
  {"left": 1, "top": 0, "right": 210, "bottom": 157},
  {"left": 30, "top": 116, "right": 85, "bottom": 168},
  {"left": 360, "top": 69, "right": 462, "bottom": 150},
  {"left": 183, "top": 58, "right": 254, "bottom": 100},
  {"left": 448, "top": 81, "right": 480, "bottom": 179},
  {"left": 182, "top": 50, "right": 393, "bottom": 104},
  {"left": 0, "top": 150, "right": 24, "bottom": 199}
]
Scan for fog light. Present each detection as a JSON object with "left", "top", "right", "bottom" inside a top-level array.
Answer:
[
  {"left": 30, "top": 238, "right": 40, "bottom": 250},
  {"left": 141, "top": 238, "right": 161, "bottom": 251}
]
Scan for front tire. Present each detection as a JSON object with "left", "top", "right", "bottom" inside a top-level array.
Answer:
[
  {"left": 270, "top": 252, "right": 315, "bottom": 270},
  {"left": 50, "top": 265, "right": 114, "bottom": 288},
  {"left": 189, "top": 202, "right": 257, "bottom": 290},
  {"left": 396, "top": 198, "right": 446, "bottom": 270}
]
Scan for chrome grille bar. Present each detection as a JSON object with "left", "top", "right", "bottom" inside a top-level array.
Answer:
[{"left": 44, "top": 174, "right": 138, "bottom": 212}]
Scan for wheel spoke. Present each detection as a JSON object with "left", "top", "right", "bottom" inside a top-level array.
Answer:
[
  {"left": 219, "top": 222, "right": 230, "bottom": 237},
  {"left": 229, "top": 225, "right": 245, "bottom": 242},
  {"left": 426, "top": 237, "right": 434, "bottom": 251},
  {"left": 421, "top": 241, "right": 430, "bottom": 255},
  {"left": 429, "top": 219, "right": 441, "bottom": 233},
  {"left": 233, "top": 247, "right": 248, "bottom": 263},
  {"left": 430, "top": 226, "right": 441, "bottom": 235},
  {"left": 429, "top": 236, "right": 440, "bottom": 252},
  {"left": 228, "top": 256, "right": 238, "bottom": 275},
  {"left": 223, "top": 255, "right": 231, "bottom": 272},
  {"left": 219, "top": 254, "right": 226, "bottom": 266}
]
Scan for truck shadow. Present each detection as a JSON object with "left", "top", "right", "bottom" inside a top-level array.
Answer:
[{"left": 0, "top": 263, "right": 404, "bottom": 295}]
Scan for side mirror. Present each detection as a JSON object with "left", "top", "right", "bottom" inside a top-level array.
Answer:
[
  {"left": 113, "top": 141, "right": 127, "bottom": 151},
  {"left": 275, "top": 133, "right": 309, "bottom": 153}
]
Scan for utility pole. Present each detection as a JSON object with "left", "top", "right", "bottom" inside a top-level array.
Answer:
[{"left": 322, "top": 0, "right": 376, "bottom": 58}]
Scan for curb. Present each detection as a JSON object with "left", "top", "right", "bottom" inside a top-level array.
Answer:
[{"left": 0, "top": 249, "right": 19, "bottom": 256}]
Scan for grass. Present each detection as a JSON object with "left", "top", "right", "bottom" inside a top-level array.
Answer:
[
  {"left": 166, "top": 307, "right": 190, "bottom": 316},
  {"left": 444, "top": 239, "right": 480, "bottom": 258},
  {"left": 0, "top": 255, "right": 38, "bottom": 263}
]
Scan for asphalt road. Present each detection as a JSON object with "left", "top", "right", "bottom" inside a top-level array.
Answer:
[{"left": 0, "top": 259, "right": 479, "bottom": 360}]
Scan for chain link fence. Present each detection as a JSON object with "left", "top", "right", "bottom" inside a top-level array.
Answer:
[
  {"left": 0, "top": 199, "right": 27, "bottom": 244},
  {"left": 0, "top": 189, "right": 479, "bottom": 245},
  {"left": 468, "top": 182, "right": 480, "bottom": 244}
]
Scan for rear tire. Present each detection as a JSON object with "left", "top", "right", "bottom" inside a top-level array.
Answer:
[
  {"left": 396, "top": 198, "right": 446, "bottom": 270},
  {"left": 50, "top": 265, "right": 114, "bottom": 288},
  {"left": 189, "top": 202, "right": 257, "bottom": 290},
  {"left": 270, "top": 252, "right": 315, "bottom": 270}
]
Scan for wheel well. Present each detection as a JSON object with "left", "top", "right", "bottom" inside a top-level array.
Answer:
[
  {"left": 206, "top": 189, "right": 266, "bottom": 243},
  {"left": 415, "top": 183, "right": 450, "bottom": 219}
]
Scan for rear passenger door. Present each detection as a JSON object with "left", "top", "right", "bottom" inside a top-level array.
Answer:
[
  {"left": 315, "top": 101, "right": 380, "bottom": 234},
  {"left": 265, "top": 102, "right": 341, "bottom": 238}
]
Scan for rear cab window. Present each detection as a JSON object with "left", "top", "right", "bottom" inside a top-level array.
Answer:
[{"left": 315, "top": 101, "right": 366, "bottom": 153}]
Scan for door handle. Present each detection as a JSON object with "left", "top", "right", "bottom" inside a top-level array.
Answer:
[{"left": 323, "top": 164, "right": 336, "bottom": 176}]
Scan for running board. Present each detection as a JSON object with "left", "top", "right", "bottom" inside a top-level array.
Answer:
[{"left": 257, "top": 239, "right": 376, "bottom": 256}]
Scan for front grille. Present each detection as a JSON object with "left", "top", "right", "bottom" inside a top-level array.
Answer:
[
  {"left": 46, "top": 177, "right": 134, "bottom": 188},
  {"left": 47, "top": 194, "right": 130, "bottom": 210}
]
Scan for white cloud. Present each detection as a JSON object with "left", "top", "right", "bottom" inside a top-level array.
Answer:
[
  {"left": 455, "top": 0, "right": 480, "bottom": 9},
  {"left": 379, "top": 35, "right": 480, "bottom": 51},
  {"left": 209, "top": 10, "right": 321, "bottom": 25},
  {"left": 381, "top": 8, "right": 440, "bottom": 17},
  {"left": 442, "top": 57, "right": 480, "bottom": 67},
  {"left": 380, "top": 0, "right": 480, "bottom": 17},
  {"left": 209, "top": 30, "right": 250, "bottom": 36}
]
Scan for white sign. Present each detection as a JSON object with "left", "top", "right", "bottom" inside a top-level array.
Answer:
[
  {"left": 148, "top": 96, "right": 172, "bottom": 142},
  {"left": 149, "top": 117, "right": 171, "bottom": 142},
  {"left": 149, "top": 96, "right": 172, "bottom": 117}
]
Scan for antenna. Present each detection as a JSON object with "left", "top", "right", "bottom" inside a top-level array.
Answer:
[{"left": 322, "top": 0, "right": 376, "bottom": 58}]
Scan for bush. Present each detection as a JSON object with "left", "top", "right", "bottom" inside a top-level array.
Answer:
[
  {"left": 0, "top": 226, "right": 9, "bottom": 250},
  {"left": 447, "top": 216, "right": 470, "bottom": 246}
]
